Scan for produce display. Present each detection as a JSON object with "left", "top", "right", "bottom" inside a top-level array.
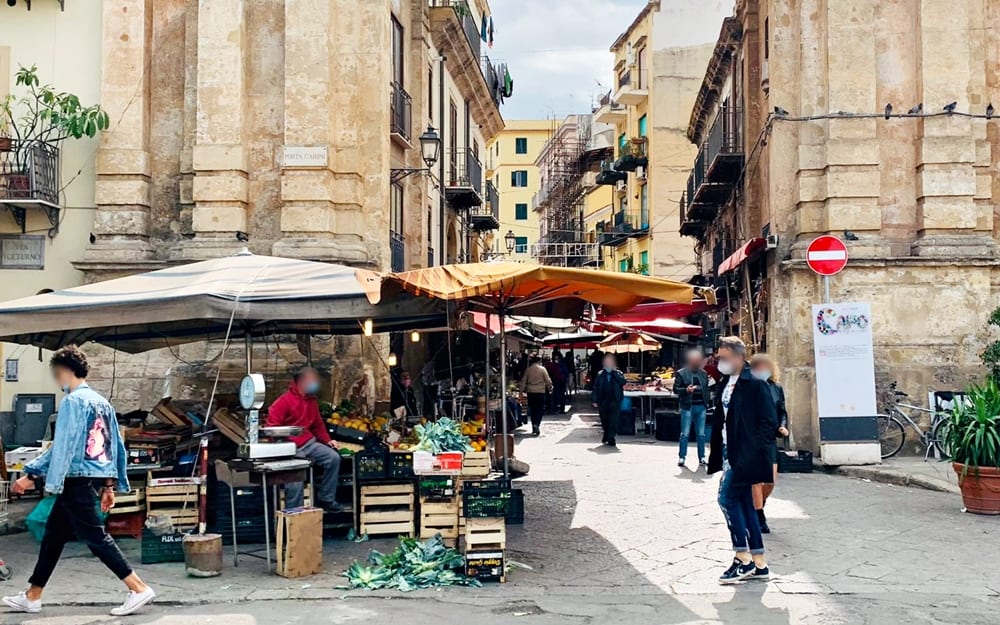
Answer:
[
  {"left": 345, "top": 535, "right": 481, "bottom": 591},
  {"left": 412, "top": 417, "right": 473, "bottom": 454},
  {"left": 321, "top": 399, "right": 389, "bottom": 434}
]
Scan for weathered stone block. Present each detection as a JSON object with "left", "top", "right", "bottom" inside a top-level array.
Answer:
[
  {"left": 192, "top": 173, "right": 249, "bottom": 203},
  {"left": 192, "top": 205, "right": 248, "bottom": 232},
  {"left": 916, "top": 196, "right": 978, "bottom": 230},
  {"left": 93, "top": 209, "right": 150, "bottom": 237},
  {"left": 916, "top": 165, "right": 976, "bottom": 198},
  {"left": 95, "top": 179, "right": 151, "bottom": 207},
  {"left": 192, "top": 144, "right": 249, "bottom": 172}
]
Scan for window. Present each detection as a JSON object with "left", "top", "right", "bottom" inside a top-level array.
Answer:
[
  {"left": 640, "top": 184, "right": 648, "bottom": 228},
  {"left": 449, "top": 100, "right": 458, "bottom": 181},
  {"left": 514, "top": 203, "right": 528, "bottom": 220},
  {"left": 638, "top": 115, "right": 648, "bottom": 138},
  {"left": 636, "top": 47, "right": 646, "bottom": 88},
  {"left": 428, "top": 66, "right": 434, "bottom": 122},
  {"left": 639, "top": 251, "right": 649, "bottom": 275},
  {"left": 619, "top": 258, "right": 628, "bottom": 273},
  {"left": 390, "top": 183, "right": 404, "bottom": 235},
  {"left": 764, "top": 18, "right": 770, "bottom": 60},
  {"left": 391, "top": 17, "right": 404, "bottom": 85},
  {"left": 511, "top": 170, "right": 528, "bottom": 187},
  {"left": 618, "top": 133, "right": 627, "bottom": 153},
  {"left": 515, "top": 137, "right": 528, "bottom": 154},
  {"left": 514, "top": 236, "right": 528, "bottom": 254}
]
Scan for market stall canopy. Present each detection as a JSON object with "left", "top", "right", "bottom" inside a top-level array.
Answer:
[
  {"left": 718, "top": 237, "right": 767, "bottom": 275},
  {"left": 540, "top": 328, "right": 605, "bottom": 348},
  {"left": 0, "top": 251, "right": 446, "bottom": 353},
  {"left": 470, "top": 312, "right": 536, "bottom": 343},
  {"left": 598, "top": 300, "right": 718, "bottom": 323},
  {"left": 597, "top": 331, "right": 662, "bottom": 354},
  {"left": 358, "top": 262, "right": 711, "bottom": 317},
  {"left": 596, "top": 316, "right": 703, "bottom": 337}
]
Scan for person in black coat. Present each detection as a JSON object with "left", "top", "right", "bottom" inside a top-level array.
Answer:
[
  {"left": 707, "top": 336, "right": 778, "bottom": 584},
  {"left": 749, "top": 353, "right": 790, "bottom": 534},
  {"left": 591, "top": 354, "right": 627, "bottom": 447}
]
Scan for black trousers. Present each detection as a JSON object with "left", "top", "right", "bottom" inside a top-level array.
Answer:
[
  {"left": 599, "top": 402, "right": 620, "bottom": 443},
  {"left": 29, "top": 478, "right": 133, "bottom": 588},
  {"left": 527, "top": 393, "right": 546, "bottom": 428}
]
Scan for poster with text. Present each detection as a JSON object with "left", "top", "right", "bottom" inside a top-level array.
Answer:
[{"left": 812, "top": 302, "right": 877, "bottom": 419}]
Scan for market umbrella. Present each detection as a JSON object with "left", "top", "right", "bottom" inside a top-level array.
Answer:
[
  {"left": 597, "top": 331, "right": 662, "bottom": 354},
  {"left": 0, "top": 250, "right": 446, "bottom": 352},
  {"left": 359, "top": 262, "right": 713, "bottom": 476}
]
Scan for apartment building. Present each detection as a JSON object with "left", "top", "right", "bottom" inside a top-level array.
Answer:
[{"left": 486, "top": 120, "right": 551, "bottom": 261}]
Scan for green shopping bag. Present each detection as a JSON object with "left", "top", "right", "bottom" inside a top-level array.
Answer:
[{"left": 25, "top": 495, "right": 109, "bottom": 543}]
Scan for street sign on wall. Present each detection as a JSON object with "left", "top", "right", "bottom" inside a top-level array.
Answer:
[
  {"left": 0, "top": 235, "right": 45, "bottom": 270},
  {"left": 806, "top": 235, "right": 848, "bottom": 276}
]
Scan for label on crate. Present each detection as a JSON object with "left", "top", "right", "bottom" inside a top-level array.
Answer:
[
  {"left": 466, "top": 551, "right": 505, "bottom": 580},
  {"left": 148, "top": 477, "right": 202, "bottom": 487}
]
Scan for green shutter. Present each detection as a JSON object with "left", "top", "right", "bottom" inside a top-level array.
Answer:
[
  {"left": 638, "top": 115, "right": 648, "bottom": 137},
  {"left": 515, "top": 203, "right": 528, "bottom": 220}
]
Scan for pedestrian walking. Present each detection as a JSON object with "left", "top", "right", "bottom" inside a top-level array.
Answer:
[
  {"left": 749, "top": 353, "right": 789, "bottom": 534},
  {"left": 591, "top": 354, "right": 627, "bottom": 447},
  {"left": 544, "top": 355, "right": 567, "bottom": 415},
  {"left": 707, "top": 336, "right": 777, "bottom": 584},
  {"left": 4, "top": 346, "right": 156, "bottom": 616},
  {"left": 674, "top": 348, "right": 710, "bottom": 467},
  {"left": 519, "top": 356, "right": 553, "bottom": 436}
]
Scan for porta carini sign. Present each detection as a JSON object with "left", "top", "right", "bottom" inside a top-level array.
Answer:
[
  {"left": 281, "top": 146, "right": 328, "bottom": 167},
  {"left": 0, "top": 235, "right": 45, "bottom": 270}
]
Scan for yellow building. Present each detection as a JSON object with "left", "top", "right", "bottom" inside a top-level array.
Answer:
[
  {"left": 0, "top": 3, "right": 103, "bottom": 412},
  {"left": 486, "top": 120, "right": 551, "bottom": 260},
  {"left": 593, "top": 0, "right": 728, "bottom": 279}
]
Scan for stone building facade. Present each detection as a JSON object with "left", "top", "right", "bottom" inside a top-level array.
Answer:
[{"left": 684, "top": 0, "right": 1000, "bottom": 451}]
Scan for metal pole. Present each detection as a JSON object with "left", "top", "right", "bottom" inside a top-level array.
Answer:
[
  {"left": 484, "top": 312, "right": 491, "bottom": 426},
  {"left": 244, "top": 334, "right": 252, "bottom": 374},
  {"left": 823, "top": 276, "right": 831, "bottom": 303},
  {"left": 499, "top": 309, "right": 510, "bottom": 479}
]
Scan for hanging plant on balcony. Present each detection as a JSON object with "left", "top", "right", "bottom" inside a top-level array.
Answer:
[{"left": 1, "top": 65, "right": 110, "bottom": 184}]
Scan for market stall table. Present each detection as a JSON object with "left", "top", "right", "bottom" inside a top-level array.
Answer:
[
  {"left": 224, "top": 458, "right": 314, "bottom": 573},
  {"left": 624, "top": 389, "right": 678, "bottom": 435}
]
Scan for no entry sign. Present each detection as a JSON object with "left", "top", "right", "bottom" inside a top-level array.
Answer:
[{"left": 806, "top": 236, "right": 848, "bottom": 276}]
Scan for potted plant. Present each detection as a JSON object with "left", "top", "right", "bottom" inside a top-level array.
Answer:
[
  {"left": 942, "top": 378, "right": 1000, "bottom": 514},
  {"left": 0, "top": 100, "right": 12, "bottom": 153}
]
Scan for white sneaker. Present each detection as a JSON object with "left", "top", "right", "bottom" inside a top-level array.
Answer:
[
  {"left": 109, "top": 587, "right": 156, "bottom": 616},
  {"left": 2, "top": 592, "right": 41, "bottom": 613}
]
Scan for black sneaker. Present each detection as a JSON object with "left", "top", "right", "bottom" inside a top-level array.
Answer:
[
  {"left": 699, "top": 458, "right": 708, "bottom": 467},
  {"left": 750, "top": 565, "right": 770, "bottom": 581},
  {"left": 757, "top": 509, "right": 771, "bottom": 534},
  {"left": 677, "top": 458, "right": 686, "bottom": 467},
  {"left": 606, "top": 440, "right": 616, "bottom": 447},
  {"left": 719, "top": 558, "right": 755, "bottom": 584}
]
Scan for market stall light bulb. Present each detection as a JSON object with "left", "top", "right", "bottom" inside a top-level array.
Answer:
[
  {"left": 363, "top": 319, "right": 373, "bottom": 336},
  {"left": 410, "top": 331, "right": 421, "bottom": 343},
  {"left": 388, "top": 353, "right": 398, "bottom": 367}
]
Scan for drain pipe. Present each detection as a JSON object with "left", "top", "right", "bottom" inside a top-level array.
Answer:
[{"left": 437, "top": 55, "right": 446, "bottom": 264}]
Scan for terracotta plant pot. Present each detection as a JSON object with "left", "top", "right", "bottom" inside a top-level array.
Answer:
[
  {"left": 4, "top": 173, "right": 30, "bottom": 199},
  {"left": 0, "top": 137, "right": 11, "bottom": 152},
  {"left": 953, "top": 463, "right": 1000, "bottom": 515}
]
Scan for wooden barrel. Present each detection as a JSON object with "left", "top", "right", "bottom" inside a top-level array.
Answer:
[{"left": 182, "top": 533, "right": 223, "bottom": 577}]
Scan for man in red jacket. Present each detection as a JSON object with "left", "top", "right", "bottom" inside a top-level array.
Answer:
[{"left": 266, "top": 367, "right": 342, "bottom": 511}]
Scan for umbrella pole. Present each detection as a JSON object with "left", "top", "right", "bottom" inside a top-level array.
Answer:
[
  {"left": 499, "top": 308, "right": 510, "bottom": 479},
  {"left": 485, "top": 312, "right": 491, "bottom": 425}
]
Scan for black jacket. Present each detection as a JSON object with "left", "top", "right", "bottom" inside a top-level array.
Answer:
[
  {"left": 592, "top": 369, "right": 626, "bottom": 407},
  {"left": 707, "top": 365, "right": 778, "bottom": 485},
  {"left": 674, "top": 367, "right": 710, "bottom": 408},
  {"left": 768, "top": 380, "right": 788, "bottom": 431}
]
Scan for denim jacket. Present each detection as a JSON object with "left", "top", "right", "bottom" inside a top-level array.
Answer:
[{"left": 24, "top": 383, "right": 130, "bottom": 494}]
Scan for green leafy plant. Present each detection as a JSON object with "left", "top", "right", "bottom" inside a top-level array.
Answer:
[
  {"left": 345, "top": 534, "right": 480, "bottom": 591},
  {"left": 413, "top": 417, "right": 472, "bottom": 453},
  {"left": 980, "top": 306, "right": 1000, "bottom": 381},
  {"left": 942, "top": 378, "right": 1000, "bottom": 472}
]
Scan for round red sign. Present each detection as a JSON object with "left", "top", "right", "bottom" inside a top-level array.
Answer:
[{"left": 806, "top": 235, "right": 848, "bottom": 276}]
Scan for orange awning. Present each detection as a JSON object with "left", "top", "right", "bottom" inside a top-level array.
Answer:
[{"left": 718, "top": 237, "right": 767, "bottom": 275}]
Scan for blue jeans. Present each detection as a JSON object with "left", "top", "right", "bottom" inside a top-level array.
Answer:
[
  {"left": 717, "top": 462, "right": 765, "bottom": 554},
  {"left": 678, "top": 404, "right": 707, "bottom": 460}
]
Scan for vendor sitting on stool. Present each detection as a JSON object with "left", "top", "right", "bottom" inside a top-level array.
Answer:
[{"left": 266, "top": 367, "right": 342, "bottom": 512}]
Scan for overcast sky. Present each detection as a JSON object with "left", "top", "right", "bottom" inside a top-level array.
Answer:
[{"left": 488, "top": 0, "right": 649, "bottom": 121}]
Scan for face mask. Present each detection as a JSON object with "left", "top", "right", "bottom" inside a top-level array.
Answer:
[
  {"left": 752, "top": 369, "right": 771, "bottom": 381},
  {"left": 717, "top": 360, "right": 735, "bottom": 376},
  {"left": 304, "top": 381, "right": 321, "bottom": 395},
  {"left": 60, "top": 384, "right": 70, "bottom": 394},
  {"left": 603, "top": 364, "right": 614, "bottom": 372}
]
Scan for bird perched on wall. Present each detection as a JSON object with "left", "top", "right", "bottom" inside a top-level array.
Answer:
[
  {"left": 773, "top": 106, "right": 789, "bottom": 117},
  {"left": 843, "top": 230, "right": 860, "bottom": 242},
  {"left": 884, "top": 103, "right": 893, "bottom": 119},
  {"left": 987, "top": 103, "right": 994, "bottom": 120},
  {"left": 907, "top": 103, "right": 923, "bottom": 115},
  {"left": 235, "top": 231, "right": 249, "bottom": 243},
  {"left": 943, "top": 102, "right": 957, "bottom": 114}
]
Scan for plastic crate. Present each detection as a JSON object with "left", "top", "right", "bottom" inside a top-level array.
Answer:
[
  {"left": 505, "top": 489, "right": 524, "bottom": 525},
  {"left": 777, "top": 449, "right": 814, "bottom": 474},
  {"left": 388, "top": 451, "right": 415, "bottom": 479},
  {"left": 463, "top": 489, "right": 512, "bottom": 518},
  {"left": 419, "top": 476, "right": 457, "bottom": 499},
  {"left": 356, "top": 447, "right": 389, "bottom": 481},
  {"left": 465, "top": 550, "right": 505, "bottom": 583},
  {"left": 461, "top": 478, "right": 511, "bottom": 493},
  {"left": 141, "top": 529, "right": 186, "bottom": 564}
]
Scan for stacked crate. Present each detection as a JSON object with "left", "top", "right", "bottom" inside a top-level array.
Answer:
[
  {"left": 106, "top": 482, "right": 147, "bottom": 539},
  {"left": 418, "top": 475, "right": 460, "bottom": 546},
  {"left": 145, "top": 474, "right": 199, "bottom": 532},
  {"left": 359, "top": 482, "right": 415, "bottom": 538},
  {"left": 461, "top": 478, "right": 511, "bottom": 583}
]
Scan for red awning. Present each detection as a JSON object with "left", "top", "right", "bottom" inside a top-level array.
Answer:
[
  {"left": 598, "top": 300, "right": 718, "bottom": 323},
  {"left": 718, "top": 237, "right": 767, "bottom": 275},
  {"left": 602, "top": 317, "right": 703, "bottom": 337},
  {"left": 471, "top": 311, "right": 518, "bottom": 336}
]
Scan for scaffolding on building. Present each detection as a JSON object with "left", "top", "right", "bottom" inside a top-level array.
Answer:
[{"left": 531, "top": 116, "right": 603, "bottom": 267}]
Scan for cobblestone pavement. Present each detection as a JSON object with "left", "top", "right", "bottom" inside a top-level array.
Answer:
[{"left": 0, "top": 403, "right": 997, "bottom": 624}]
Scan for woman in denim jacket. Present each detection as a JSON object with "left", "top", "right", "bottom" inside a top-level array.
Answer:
[{"left": 4, "top": 346, "right": 155, "bottom": 617}]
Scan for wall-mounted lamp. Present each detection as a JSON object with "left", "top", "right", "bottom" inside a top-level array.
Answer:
[{"left": 363, "top": 319, "right": 373, "bottom": 337}]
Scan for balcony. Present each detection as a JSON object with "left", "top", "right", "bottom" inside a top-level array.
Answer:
[
  {"left": 685, "top": 105, "right": 743, "bottom": 219},
  {"left": 594, "top": 95, "right": 627, "bottom": 124},
  {"left": 0, "top": 140, "right": 61, "bottom": 235},
  {"left": 678, "top": 191, "right": 707, "bottom": 239},
  {"left": 445, "top": 148, "right": 483, "bottom": 209},
  {"left": 613, "top": 66, "right": 648, "bottom": 106},
  {"left": 532, "top": 239, "right": 599, "bottom": 267},
  {"left": 390, "top": 231, "right": 405, "bottom": 272},
  {"left": 595, "top": 159, "right": 627, "bottom": 186},
  {"left": 390, "top": 82, "right": 412, "bottom": 146},
  {"left": 470, "top": 180, "right": 500, "bottom": 230},
  {"left": 614, "top": 138, "right": 648, "bottom": 172}
]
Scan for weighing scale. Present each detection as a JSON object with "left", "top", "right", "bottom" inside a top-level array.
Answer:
[{"left": 237, "top": 374, "right": 296, "bottom": 460}]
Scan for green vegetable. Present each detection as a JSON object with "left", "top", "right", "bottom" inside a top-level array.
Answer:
[
  {"left": 412, "top": 417, "right": 473, "bottom": 454},
  {"left": 344, "top": 534, "right": 481, "bottom": 591}
]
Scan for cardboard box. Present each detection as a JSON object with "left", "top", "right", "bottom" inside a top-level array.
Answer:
[
  {"left": 275, "top": 507, "right": 324, "bottom": 578},
  {"left": 493, "top": 434, "right": 515, "bottom": 459},
  {"left": 214, "top": 459, "right": 253, "bottom": 487},
  {"left": 5, "top": 446, "right": 42, "bottom": 471}
]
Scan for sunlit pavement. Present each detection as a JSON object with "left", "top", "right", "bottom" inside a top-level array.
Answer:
[{"left": 0, "top": 398, "right": 997, "bottom": 624}]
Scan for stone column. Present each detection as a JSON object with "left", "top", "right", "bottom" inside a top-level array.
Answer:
[
  {"left": 182, "top": 0, "right": 249, "bottom": 259},
  {"left": 81, "top": 0, "right": 156, "bottom": 268},
  {"left": 272, "top": 0, "right": 390, "bottom": 265},
  {"left": 911, "top": 0, "right": 996, "bottom": 257}
]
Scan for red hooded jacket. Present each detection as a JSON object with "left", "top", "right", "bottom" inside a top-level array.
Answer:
[{"left": 265, "top": 382, "right": 331, "bottom": 448}]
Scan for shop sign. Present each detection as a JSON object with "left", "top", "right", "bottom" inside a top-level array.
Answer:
[
  {"left": 0, "top": 235, "right": 45, "bottom": 270},
  {"left": 281, "top": 146, "right": 328, "bottom": 167},
  {"left": 813, "top": 302, "right": 877, "bottom": 441},
  {"left": 4, "top": 358, "right": 17, "bottom": 382}
]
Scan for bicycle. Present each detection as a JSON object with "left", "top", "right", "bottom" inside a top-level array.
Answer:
[{"left": 876, "top": 382, "right": 951, "bottom": 460}]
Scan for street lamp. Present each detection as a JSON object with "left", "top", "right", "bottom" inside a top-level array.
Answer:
[
  {"left": 391, "top": 126, "right": 441, "bottom": 184},
  {"left": 504, "top": 229, "right": 517, "bottom": 254}
]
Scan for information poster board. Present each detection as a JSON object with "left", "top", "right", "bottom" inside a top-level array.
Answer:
[{"left": 812, "top": 302, "right": 877, "bottom": 438}]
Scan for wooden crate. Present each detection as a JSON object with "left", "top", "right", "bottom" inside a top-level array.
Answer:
[
  {"left": 419, "top": 496, "right": 460, "bottom": 545},
  {"left": 461, "top": 451, "right": 491, "bottom": 478},
  {"left": 276, "top": 507, "right": 324, "bottom": 578},
  {"left": 146, "top": 482, "right": 199, "bottom": 530},
  {"left": 106, "top": 510, "right": 146, "bottom": 539},
  {"left": 359, "top": 482, "right": 415, "bottom": 538},
  {"left": 463, "top": 516, "right": 506, "bottom": 551},
  {"left": 110, "top": 488, "right": 146, "bottom": 515}
]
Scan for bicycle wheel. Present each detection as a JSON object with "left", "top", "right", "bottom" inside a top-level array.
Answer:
[
  {"left": 876, "top": 415, "right": 905, "bottom": 459},
  {"left": 931, "top": 418, "right": 952, "bottom": 460}
]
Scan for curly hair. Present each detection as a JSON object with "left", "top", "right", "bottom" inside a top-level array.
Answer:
[{"left": 49, "top": 345, "right": 90, "bottom": 379}]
